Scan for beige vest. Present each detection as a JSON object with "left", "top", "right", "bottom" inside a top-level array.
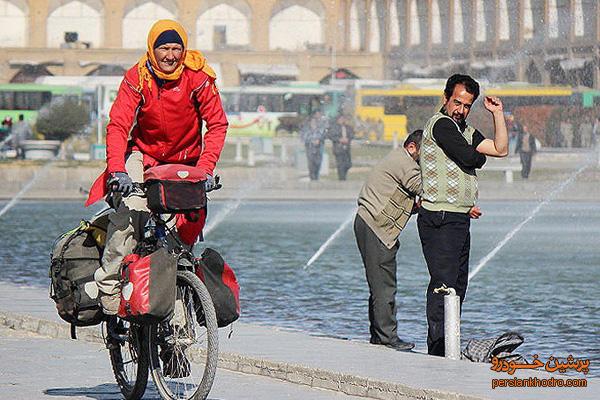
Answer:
[{"left": 357, "top": 148, "right": 421, "bottom": 249}]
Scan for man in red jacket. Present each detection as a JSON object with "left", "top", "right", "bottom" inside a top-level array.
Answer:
[{"left": 87, "top": 19, "right": 228, "bottom": 315}]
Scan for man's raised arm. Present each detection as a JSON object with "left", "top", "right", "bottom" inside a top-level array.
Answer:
[{"left": 475, "top": 96, "right": 509, "bottom": 157}]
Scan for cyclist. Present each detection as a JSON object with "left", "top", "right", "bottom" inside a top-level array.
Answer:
[{"left": 85, "top": 19, "right": 228, "bottom": 316}]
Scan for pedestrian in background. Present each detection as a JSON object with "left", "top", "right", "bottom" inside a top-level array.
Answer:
[
  {"left": 328, "top": 114, "right": 354, "bottom": 180},
  {"left": 506, "top": 113, "right": 522, "bottom": 155},
  {"left": 592, "top": 116, "right": 600, "bottom": 148},
  {"left": 12, "top": 114, "right": 33, "bottom": 159},
  {"left": 515, "top": 124, "right": 537, "bottom": 179},
  {"left": 300, "top": 110, "right": 327, "bottom": 181}
]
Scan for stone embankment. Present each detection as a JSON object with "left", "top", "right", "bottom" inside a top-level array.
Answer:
[{"left": 0, "top": 149, "right": 598, "bottom": 202}]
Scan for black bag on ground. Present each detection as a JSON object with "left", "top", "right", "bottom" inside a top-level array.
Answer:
[
  {"left": 49, "top": 211, "right": 110, "bottom": 338},
  {"left": 195, "top": 248, "right": 240, "bottom": 328},
  {"left": 462, "top": 331, "right": 525, "bottom": 363}
]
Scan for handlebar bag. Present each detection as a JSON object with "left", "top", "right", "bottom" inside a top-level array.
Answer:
[
  {"left": 144, "top": 164, "right": 207, "bottom": 213},
  {"left": 195, "top": 248, "right": 240, "bottom": 327},
  {"left": 118, "top": 247, "right": 177, "bottom": 324}
]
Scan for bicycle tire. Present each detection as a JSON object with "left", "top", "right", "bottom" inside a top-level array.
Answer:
[
  {"left": 148, "top": 270, "right": 219, "bottom": 400},
  {"left": 108, "top": 320, "right": 149, "bottom": 400}
]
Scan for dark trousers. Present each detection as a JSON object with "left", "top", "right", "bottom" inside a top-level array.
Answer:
[
  {"left": 354, "top": 214, "right": 400, "bottom": 344},
  {"left": 306, "top": 144, "right": 322, "bottom": 180},
  {"left": 519, "top": 151, "right": 532, "bottom": 178},
  {"left": 417, "top": 208, "right": 470, "bottom": 356},
  {"left": 334, "top": 147, "right": 352, "bottom": 180}
]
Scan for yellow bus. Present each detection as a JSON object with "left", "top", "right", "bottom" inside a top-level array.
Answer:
[
  {"left": 354, "top": 82, "right": 576, "bottom": 143},
  {"left": 354, "top": 85, "right": 441, "bottom": 141}
]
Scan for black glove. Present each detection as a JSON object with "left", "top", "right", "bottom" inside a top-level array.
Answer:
[
  {"left": 107, "top": 172, "right": 133, "bottom": 196},
  {"left": 204, "top": 174, "right": 221, "bottom": 192}
]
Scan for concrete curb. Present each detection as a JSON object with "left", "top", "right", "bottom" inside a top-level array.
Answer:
[{"left": 0, "top": 311, "right": 485, "bottom": 400}]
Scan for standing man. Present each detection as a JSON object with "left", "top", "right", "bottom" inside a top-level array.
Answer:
[
  {"left": 592, "top": 116, "right": 600, "bottom": 148},
  {"left": 354, "top": 130, "right": 423, "bottom": 351},
  {"left": 505, "top": 113, "right": 522, "bottom": 155},
  {"left": 85, "top": 19, "right": 228, "bottom": 315},
  {"left": 515, "top": 124, "right": 536, "bottom": 179},
  {"left": 328, "top": 114, "right": 354, "bottom": 180},
  {"left": 418, "top": 74, "right": 507, "bottom": 357},
  {"left": 300, "top": 111, "right": 327, "bottom": 181},
  {"left": 12, "top": 114, "right": 33, "bottom": 159}
]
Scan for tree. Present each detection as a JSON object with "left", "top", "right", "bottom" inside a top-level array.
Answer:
[{"left": 35, "top": 98, "right": 90, "bottom": 141}]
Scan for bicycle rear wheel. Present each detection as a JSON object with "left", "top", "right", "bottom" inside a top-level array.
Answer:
[
  {"left": 107, "top": 319, "right": 149, "bottom": 400},
  {"left": 148, "top": 270, "right": 219, "bottom": 400}
]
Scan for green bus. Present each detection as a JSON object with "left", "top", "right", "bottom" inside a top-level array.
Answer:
[{"left": 0, "top": 83, "right": 85, "bottom": 124}]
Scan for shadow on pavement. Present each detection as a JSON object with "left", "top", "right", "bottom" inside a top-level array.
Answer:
[
  {"left": 44, "top": 383, "right": 159, "bottom": 400},
  {"left": 44, "top": 383, "right": 224, "bottom": 400}
]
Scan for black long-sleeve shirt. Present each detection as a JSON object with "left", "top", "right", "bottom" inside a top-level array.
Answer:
[{"left": 432, "top": 118, "right": 486, "bottom": 174}]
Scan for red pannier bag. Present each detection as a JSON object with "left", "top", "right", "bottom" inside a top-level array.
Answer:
[
  {"left": 118, "top": 248, "right": 177, "bottom": 324},
  {"left": 195, "top": 248, "right": 240, "bottom": 327},
  {"left": 144, "top": 164, "right": 207, "bottom": 213}
]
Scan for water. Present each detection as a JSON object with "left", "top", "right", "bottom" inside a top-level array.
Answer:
[
  {"left": 469, "top": 163, "right": 590, "bottom": 280},
  {"left": 305, "top": 209, "right": 356, "bottom": 269},
  {"left": 0, "top": 160, "right": 55, "bottom": 219},
  {"left": 1, "top": 199, "right": 598, "bottom": 376}
]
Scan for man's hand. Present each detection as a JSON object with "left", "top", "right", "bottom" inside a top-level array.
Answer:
[
  {"left": 469, "top": 206, "right": 482, "bottom": 219},
  {"left": 205, "top": 174, "right": 222, "bottom": 192},
  {"left": 476, "top": 96, "right": 509, "bottom": 157},
  {"left": 411, "top": 197, "right": 421, "bottom": 214},
  {"left": 107, "top": 172, "right": 133, "bottom": 196},
  {"left": 484, "top": 96, "right": 504, "bottom": 114}
]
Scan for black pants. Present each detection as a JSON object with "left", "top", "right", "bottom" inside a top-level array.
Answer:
[
  {"left": 306, "top": 144, "right": 322, "bottom": 181},
  {"left": 519, "top": 151, "right": 532, "bottom": 178},
  {"left": 334, "top": 147, "right": 352, "bottom": 180},
  {"left": 417, "top": 208, "right": 470, "bottom": 356},
  {"left": 354, "top": 214, "right": 400, "bottom": 344}
]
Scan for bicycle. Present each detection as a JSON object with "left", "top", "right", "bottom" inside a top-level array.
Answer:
[{"left": 103, "top": 173, "right": 220, "bottom": 400}]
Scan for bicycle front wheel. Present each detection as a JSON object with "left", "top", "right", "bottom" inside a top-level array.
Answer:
[
  {"left": 108, "top": 319, "right": 149, "bottom": 400},
  {"left": 148, "top": 270, "right": 219, "bottom": 400}
]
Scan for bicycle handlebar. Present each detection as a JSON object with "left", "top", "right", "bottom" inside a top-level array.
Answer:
[{"left": 109, "top": 176, "right": 222, "bottom": 197}]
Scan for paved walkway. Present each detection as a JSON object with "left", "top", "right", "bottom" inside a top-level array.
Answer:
[
  {"left": 0, "top": 282, "right": 597, "bottom": 400},
  {"left": 0, "top": 326, "right": 366, "bottom": 400}
]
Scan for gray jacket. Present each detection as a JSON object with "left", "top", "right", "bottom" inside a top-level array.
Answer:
[{"left": 357, "top": 148, "right": 421, "bottom": 249}]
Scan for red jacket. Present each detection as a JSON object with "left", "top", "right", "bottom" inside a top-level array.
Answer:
[{"left": 86, "top": 65, "right": 228, "bottom": 206}]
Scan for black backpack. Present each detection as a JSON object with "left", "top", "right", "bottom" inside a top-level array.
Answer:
[
  {"left": 462, "top": 332, "right": 526, "bottom": 363},
  {"left": 49, "top": 210, "right": 111, "bottom": 338}
]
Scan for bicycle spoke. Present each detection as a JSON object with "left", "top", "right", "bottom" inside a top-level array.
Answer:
[{"left": 148, "top": 271, "right": 218, "bottom": 400}]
